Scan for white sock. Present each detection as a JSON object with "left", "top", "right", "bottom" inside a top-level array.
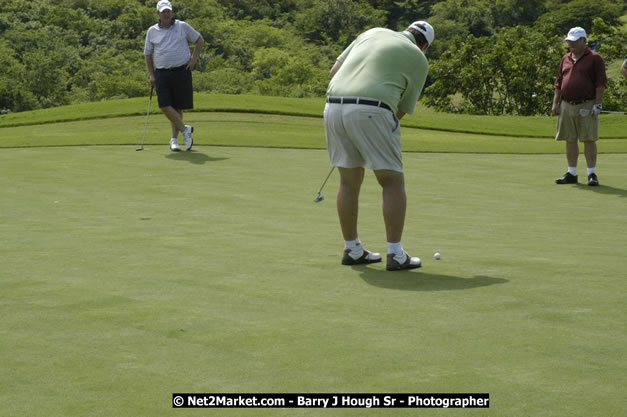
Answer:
[
  {"left": 345, "top": 238, "right": 363, "bottom": 258},
  {"left": 568, "top": 167, "right": 577, "bottom": 176},
  {"left": 387, "top": 242, "right": 404, "bottom": 258},
  {"left": 587, "top": 167, "right": 596, "bottom": 175}
]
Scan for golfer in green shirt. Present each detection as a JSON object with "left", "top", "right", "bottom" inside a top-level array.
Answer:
[{"left": 324, "top": 21, "right": 433, "bottom": 271}]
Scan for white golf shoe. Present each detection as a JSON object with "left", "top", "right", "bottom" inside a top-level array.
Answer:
[
  {"left": 341, "top": 248, "right": 382, "bottom": 265},
  {"left": 386, "top": 251, "right": 421, "bottom": 271},
  {"left": 182, "top": 125, "right": 194, "bottom": 150},
  {"left": 170, "top": 138, "right": 181, "bottom": 152}
]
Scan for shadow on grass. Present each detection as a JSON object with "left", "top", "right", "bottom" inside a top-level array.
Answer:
[
  {"left": 165, "top": 150, "right": 229, "bottom": 165},
  {"left": 575, "top": 183, "right": 627, "bottom": 198},
  {"left": 353, "top": 266, "right": 508, "bottom": 292}
]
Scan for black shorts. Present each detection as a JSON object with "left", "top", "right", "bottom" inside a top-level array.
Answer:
[{"left": 155, "top": 66, "right": 193, "bottom": 110}]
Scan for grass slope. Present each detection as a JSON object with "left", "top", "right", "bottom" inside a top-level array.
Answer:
[
  {"left": 1, "top": 93, "right": 626, "bottom": 139},
  {"left": 2, "top": 110, "right": 627, "bottom": 154},
  {"left": 1, "top": 146, "right": 626, "bottom": 416}
]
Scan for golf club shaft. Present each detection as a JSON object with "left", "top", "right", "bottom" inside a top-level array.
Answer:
[
  {"left": 581, "top": 109, "right": 626, "bottom": 116},
  {"left": 138, "top": 86, "right": 154, "bottom": 149},
  {"left": 317, "top": 166, "right": 335, "bottom": 194}
]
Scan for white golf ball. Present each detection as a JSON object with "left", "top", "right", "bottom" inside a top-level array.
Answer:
[{"left": 434, "top": 252, "right": 441, "bottom": 260}]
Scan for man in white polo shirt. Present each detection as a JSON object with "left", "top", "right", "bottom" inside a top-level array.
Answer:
[
  {"left": 144, "top": 0, "right": 204, "bottom": 151},
  {"left": 324, "top": 21, "right": 433, "bottom": 271}
]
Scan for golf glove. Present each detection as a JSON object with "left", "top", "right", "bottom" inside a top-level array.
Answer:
[{"left": 591, "top": 104, "right": 602, "bottom": 116}]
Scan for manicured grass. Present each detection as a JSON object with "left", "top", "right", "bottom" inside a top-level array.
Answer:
[
  {"left": 2, "top": 111, "right": 626, "bottom": 153},
  {"left": 2, "top": 93, "right": 626, "bottom": 139},
  {"left": 1, "top": 95, "right": 625, "bottom": 415},
  {"left": 0, "top": 94, "right": 324, "bottom": 128},
  {"left": 1, "top": 146, "right": 626, "bottom": 416}
]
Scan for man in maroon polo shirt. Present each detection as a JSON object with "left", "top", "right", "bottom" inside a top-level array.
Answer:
[{"left": 552, "top": 27, "right": 606, "bottom": 186}]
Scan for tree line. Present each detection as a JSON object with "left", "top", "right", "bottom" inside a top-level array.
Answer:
[{"left": 0, "top": 0, "right": 625, "bottom": 115}]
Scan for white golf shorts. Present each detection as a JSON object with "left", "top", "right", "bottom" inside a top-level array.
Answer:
[{"left": 324, "top": 102, "right": 403, "bottom": 172}]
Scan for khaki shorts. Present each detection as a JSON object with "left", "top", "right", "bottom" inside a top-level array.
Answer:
[
  {"left": 555, "top": 100, "right": 598, "bottom": 142},
  {"left": 324, "top": 102, "right": 403, "bottom": 172}
]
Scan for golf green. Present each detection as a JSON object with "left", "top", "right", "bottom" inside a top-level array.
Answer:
[{"left": 1, "top": 146, "right": 625, "bottom": 416}]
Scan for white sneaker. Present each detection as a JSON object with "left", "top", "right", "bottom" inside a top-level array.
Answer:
[
  {"left": 182, "top": 125, "right": 194, "bottom": 150},
  {"left": 170, "top": 138, "right": 181, "bottom": 152}
]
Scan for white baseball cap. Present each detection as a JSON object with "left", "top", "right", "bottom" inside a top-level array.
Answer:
[
  {"left": 408, "top": 21, "right": 435, "bottom": 46},
  {"left": 157, "top": 0, "right": 172, "bottom": 12},
  {"left": 564, "top": 27, "right": 586, "bottom": 41}
]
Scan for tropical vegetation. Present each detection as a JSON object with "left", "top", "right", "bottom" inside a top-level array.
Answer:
[{"left": 0, "top": 0, "right": 625, "bottom": 115}]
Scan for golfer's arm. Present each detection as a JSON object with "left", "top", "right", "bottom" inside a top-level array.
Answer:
[
  {"left": 396, "top": 111, "right": 406, "bottom": 120},
  {"left": 192, "top": 35, "right": 204, "bottom": 60},
  {"left": 330, "top": 60, "right": 342, "bottom": 78},
  {"left": 552, "top": 88, "right": 561, "bottom": 107},
  {"left": 145, "top": 55, "right": 155, "bottom": 79},
  {"left": 595, "top": 86, "right": 604, "bottom": 105}
]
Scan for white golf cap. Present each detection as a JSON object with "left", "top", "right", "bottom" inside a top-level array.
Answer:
[
  {"left": 564, "top": 27, "right": 586, "bottom": 41},
  {"left": 157, "top": 0, "right": 172, "bottom": 12},
  {"left": 408, "top": 21, "right": 435, "bottom": 45}
]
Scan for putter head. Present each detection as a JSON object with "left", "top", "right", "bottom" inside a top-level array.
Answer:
[
  {"left": 135, "top": 147, "right": 143, "bottom": 151},
  {"left": 579, "top": 109, "right": 591, "bottom": 117},
  {"left": 313, "top": 194, "right": 325, "bottom": 203}
]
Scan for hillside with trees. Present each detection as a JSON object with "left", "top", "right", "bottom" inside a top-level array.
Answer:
[{"left": 0, "top": 0, "right": 625, "bottom": 115}]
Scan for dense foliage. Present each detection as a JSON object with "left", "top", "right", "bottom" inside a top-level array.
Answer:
[
  {"left": 0, "top": 0, "right": 624, "bottom": 115},
  {"left": 426, "top": 1, "right": 626, "bottom": 115}
]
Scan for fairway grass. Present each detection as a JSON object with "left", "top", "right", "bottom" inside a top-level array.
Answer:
[
  {"left": 1, "top": 93, "right": 626, "bottom": 139},
  {"left": 1, "top": 146, "right": 625, "bottom": 416},
  {"left": 2, "top": 111, "right": 627, "bottom": 154}
]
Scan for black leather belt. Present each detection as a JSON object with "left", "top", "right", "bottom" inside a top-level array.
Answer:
[
  {"left": 564, "top": 98, "right": 593, "bottom": 105},
  {"left": 156, "top": 65, "right": 187, "bottom": 71},
  {"left": 327, "top": 96, "right": 392, "bottom": 112}
]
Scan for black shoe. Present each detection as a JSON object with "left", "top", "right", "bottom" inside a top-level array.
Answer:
[
  {"left": 555, "top": 172, "right": 578, "bottom": 184},
  {"left": 588, "top": 173, "right": 599, "bottom": 186}
]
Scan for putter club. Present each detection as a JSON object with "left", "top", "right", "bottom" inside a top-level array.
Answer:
[
  {"left": 579, "top": 108, "right": 626, "bottom": 116},
  {"left": 136, "top": 85, "right": 154, "bottom": 151},
  {"left": 314, "top": 166, "right": 335, "bottom": 203}
]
